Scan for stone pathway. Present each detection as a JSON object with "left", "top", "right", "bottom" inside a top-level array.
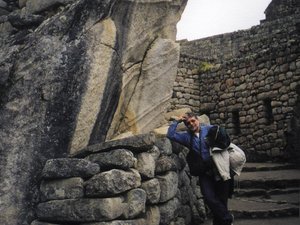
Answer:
[{"left": 202, "top": 163, "right": 300, "bottom": 225}]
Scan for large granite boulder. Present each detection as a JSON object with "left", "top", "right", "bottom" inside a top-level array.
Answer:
[
  {"left": 105, "top": 0, "right": 187, "bottom": 140},
  {"left": 0, "top": 0, "right": 187, "bottom": 224}
]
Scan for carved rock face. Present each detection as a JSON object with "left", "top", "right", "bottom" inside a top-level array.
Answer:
[{"left": 0, "top": 0, "right": 187, "bottom": 224}]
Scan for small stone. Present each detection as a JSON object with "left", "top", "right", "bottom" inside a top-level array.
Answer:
[
  {"left": 73, "top": 133, "right": 156, "bottom": 157},
  {"left": 155, "top": 137, "right": 172, "bottom": 155},
  {"left": 136, "top": 152, "right": 156, "bottom": 178},
  {"left": 42, "top": 158, "right": 100, "bottom": 179},
  {"left": 157, "top": 171, "right": 178, "bottom": 203},
  {"left": 80, "top": 219, "right": 146, "bottom": 225},
  {"left": 155, "top": 155, "right": 182, "bottom": 174},
  {"left": 36, "top": 198, "right": 125, "bottom": 222},
  {"left": 85, "top": 149, "right": 137, "bottom": 170},
  {"left": 40, "top": 177, "right": 84, "bottom": 201},
  {"left": 85, "top": 169, "right": 141, "bottom": 197},
  {"left": 30, "top": 220, "right": 60, "bottom": 225},
  {"left": 123, "top": 188, "right": 146, "bottom": 219},
  {"left": 18, "top": 0, "right": 27, "bottom": 8},
  {"left": 8, "top": 11, "right": 44, "bottom": 28},
  {"left": 159, "top": 198, "right": 180, "bottom": 225},
  {"left": 140, "top": 178, "right": 161, "bottom": 204},
  {"left": 26, "top": 0, "right": 75, "bottom": 14},
  {"left": 146, "top": 206, "right": 160, "bottom": 225}
]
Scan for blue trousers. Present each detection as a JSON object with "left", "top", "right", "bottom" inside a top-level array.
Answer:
[{"left": 199, "top": 174, "right": 233, "bottom": 225}]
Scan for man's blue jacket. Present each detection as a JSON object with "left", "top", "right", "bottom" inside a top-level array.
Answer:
[{"left": 167, "top": 121, "right": 212, "bottom": 161}]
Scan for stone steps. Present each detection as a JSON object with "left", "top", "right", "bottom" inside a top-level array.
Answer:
[
  {"left": 229, "top": 197, "right": 299, "bottom": 219},
  {"left": 202, "top": 217, "right": 300, "bottom": 225},
  {"left": 236, "top": 169, "right": 300, "bottom": 189},
  {"left": 234, "top": 187, "right": 299, "bottom": 197},
  {"left": 243, "top": 162, "right": 298, "bottom": 172},
  {"left": 204, "top": 162, "right": 300, "bottom": 224},
  {"left": 231, "top": 163, "right": 300, "bottom": 220}
]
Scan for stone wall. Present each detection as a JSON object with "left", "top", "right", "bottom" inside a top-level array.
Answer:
[
  {"left": 32, "top": 133, "right": 205, "bottom": 225},
  {"left": 0, "top": 0, "right": 187, "bottom": 224},
  {"left": 264, "top": 0, "right": 300, "bottom": 21},
  {"left": 171, "top": 2, "right": 300, "bottom": 162}
]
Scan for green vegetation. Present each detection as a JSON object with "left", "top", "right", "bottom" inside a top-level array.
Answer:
[{"left": 198, "top": 61, "right": 214, "bottom": 73}]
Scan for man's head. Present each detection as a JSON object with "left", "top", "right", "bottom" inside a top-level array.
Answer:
[{"left": 183, "top": 112, "right": 200, "bottom": 133}]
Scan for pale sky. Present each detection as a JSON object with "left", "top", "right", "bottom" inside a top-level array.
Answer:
[{"left": 177, "top": 0, "right": 272, "bottom": 40}]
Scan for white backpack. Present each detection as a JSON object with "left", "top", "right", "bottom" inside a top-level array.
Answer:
[{"left": 227, "top": 143, "right": 246, "bottom": 176}]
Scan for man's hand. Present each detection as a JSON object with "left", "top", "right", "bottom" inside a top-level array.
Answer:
[{"left": 177, "top": 115, "right": 187, "bottom": 123}]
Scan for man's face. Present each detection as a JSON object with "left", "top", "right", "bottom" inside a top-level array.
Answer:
[{"left": 185, "top": 116, "right": 200, "bottom": 133}]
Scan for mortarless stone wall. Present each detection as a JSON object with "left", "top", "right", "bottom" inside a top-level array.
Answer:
[
  {"left": 171, "top": 1, "right": 300, "bottom": 162},
  {"left": 32, "top": 133, "right": 206, "bottom": 225}
]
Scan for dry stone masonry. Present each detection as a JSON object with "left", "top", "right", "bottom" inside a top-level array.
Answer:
[
  {"left": 0, "top": 0, "right": 187, "bottom": 224},
  {"left": 33, "top": 133, "right": 206, "bottom": 225},
  {"left": 1, "top": 0, "right": 299, "bottom": 225},
  {"left": 171, "top": 0, "right": 300, "bottom": 162}
]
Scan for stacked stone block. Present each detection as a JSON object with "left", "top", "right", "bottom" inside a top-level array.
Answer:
[
  {"left": 172, "top": 8, "right": 300, "bottom": 161},
  {"left": 33, "top": 133, "right": 205, "bottom": 225}
]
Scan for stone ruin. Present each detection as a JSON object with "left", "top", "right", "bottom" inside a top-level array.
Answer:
[
  {"left": 0, "top": 0, "right": 299, "bottom": 225},
  {"left": 171, "top": 0, "right": 300, "bottom": 163},
  {"left": 32, "top": 133, "right": 206, "bottom": 225},
  {"left": 0, "top": 0, "right": 188, "bottom": 224}
]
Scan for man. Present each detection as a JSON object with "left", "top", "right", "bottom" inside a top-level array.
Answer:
[{"left": 167, "top": 112, "right": 233, "bottom": 225}]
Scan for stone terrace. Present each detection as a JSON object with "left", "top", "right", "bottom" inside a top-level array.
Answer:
[
  {"left": 171, "top": 4, "right": 300, "bottom": 162},
  {"left": 32, "top": 133, "right": 207, "bottom": 225}
]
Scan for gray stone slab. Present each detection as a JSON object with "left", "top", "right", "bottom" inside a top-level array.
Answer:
[
  {"left": 85, "top": 169, "right": 141, "bottom": 197},
  {"left": 237, "top": 169, "right": 300, "bottom": 189},
  {"left": 72, "top": 133, "right": 156, "bottom": 157},
  {"left": 239, "top": 169, "right": 300, "bottom": 181},
  {"left": 202, "top": 217, "right": 300, "bottom": 225},
  {"left": 243, "top": 163, "right": 298, "bottom": 172},
  {"left": 42, "top": 158, "right": 100, "bottom": 179},
  {"left": 85, "top": 149, "right": 137, "bottom": 170},
  {"left": 40, "top": 177, "right": 84, "bottom": 201},
  {"left": 31, "top": 220, "right": 61, "bottom": 225},
  {"left": 36, "top": 198, "right": 125, "bottom": 222},
  {"left": 229, "top": 198, "right": 299, "bottom": 218},
  {"left": 81, "top": 219, "right": 145, "bottom": 225},
  {"left": 157, "top": 171, "right": 179, "bottom": 203}
]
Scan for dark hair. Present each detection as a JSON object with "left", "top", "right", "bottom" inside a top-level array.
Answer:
[
  {"left": 183, "top": 112, "right": 198, "bottom": 126},
  {"left": 185, "top": 112, "right": 197, "bottom": 119},
  {"left": 206, "top": 125, "right": 231, "bottom": 149}
]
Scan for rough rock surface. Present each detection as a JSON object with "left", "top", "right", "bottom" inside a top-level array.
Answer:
[
  {"left": 80, "top": 219, "right": 146, "bottom": 225},
  {"left": 136, "top": 152, "right": 156, "bottom": 178},
  {"left": 173, "top": 0, "right": 299, "bottom": 162},
  {"left": 34, "top": 132, "right": 206, "bottom": 225},
  {"left": 140, "top": 178, "right": 161, "bottom": 204},
  {"left": 157, "top": 171, "right": 179, "bottom": 203},
  {"left": 42, "top": 158, "right": 100, "bottom": 178},
  {"left": 30, "top": 221, "right": 61, "bottom": 225},
  {"left": 73, "top": 133, "right": 157, "bottom": 157},
  {"left": 107, "top": 38, "right": 180, "bottom": 138},
  {"left": 36, "top": 198, "right": 125, "bottom": 222},
  {"left": 40, "top": 177, "right": 84, "bottom": 201},
  {"left": 85, "top": 149, "right": 137, "bottom": 170},
  {"left": 159, "top": 197, "right": 180, "bottom": 225},
  {"left": 26, "top": 0, "right": 76, "bottom": 14},
  {"left": 155, "top": 154, "right": 182, "bottom": 174},
  {"left": 0, "top": 0, "right": 187, "bottom": 224},
  {"left": 123, "top": 188, "right": 147, "bottom": 219},
  {"left": 85, "top": 169, "right": 141, "bottom": 197}
]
